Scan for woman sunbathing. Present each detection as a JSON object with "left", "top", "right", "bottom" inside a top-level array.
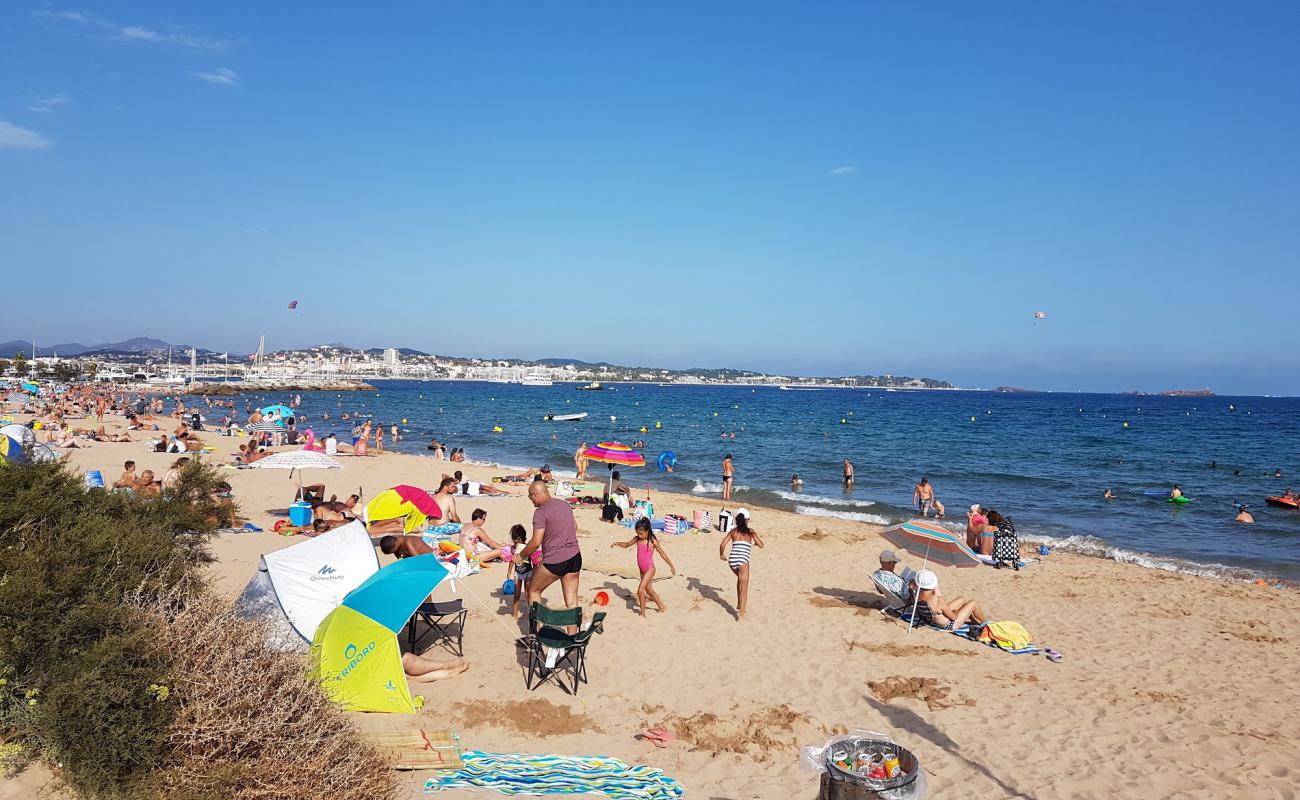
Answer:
[
  {"left": 94, "top": 426, "right": 133, "bottom": 443},
  {"left": 910, "top": 569, "right": 986, "bottom": 633}
]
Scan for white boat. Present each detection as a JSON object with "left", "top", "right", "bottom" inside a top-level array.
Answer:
[
  {"left": 520, "top": 376, "right": 553, "bottom": 386},
  {"left": 779, "top": 385, "right": 828, "bottom": 391},
  {"left": 543, "top": 412, "right": 588, "bottom": 422}
]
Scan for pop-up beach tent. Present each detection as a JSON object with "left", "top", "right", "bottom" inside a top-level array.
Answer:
[{"left": 235, "top": 520, "right": 380, "bottom": 650}]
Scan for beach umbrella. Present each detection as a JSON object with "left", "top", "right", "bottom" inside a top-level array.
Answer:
[
  {"left": 251, "top": 450, "right": 343, "bottom": 472},
  {"left": 28, "top": 443, "right": 58, "bottom": 463},
  {"left": 0, "top": 434, "right": 26, "bottom": 465},
  {"left": 251, "top": 450, "right": 343, "bottom": 493},
  {"left": 880, "top": 519, "right": 981, "bottom": 633},
  {"left": 363, "top": 486, "right": 441, "bottom": 533},
  {"left": 581, "top": 441, "right": 646, "bottom": 496},
  {"left": 311, "top": 554, "right": 449, "bottom": 713},
  {"left": 261, "top": 404, "right": 295, "bottom": 423}
]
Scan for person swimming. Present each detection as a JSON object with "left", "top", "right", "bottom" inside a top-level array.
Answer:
[{"left": 1103, "top": 488, "right": 1115, "bottom": 500}]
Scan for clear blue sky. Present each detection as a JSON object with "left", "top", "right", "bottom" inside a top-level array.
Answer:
[{"left": 3, "top": 3, "right": 1298, "bottom": 394}]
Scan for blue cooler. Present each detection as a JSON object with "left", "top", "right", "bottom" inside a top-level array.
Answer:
[{"left": 289, "top": 501, "right": 313, "bottom": 527}]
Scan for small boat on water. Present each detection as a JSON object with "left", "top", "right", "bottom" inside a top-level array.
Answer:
[
  {"left": 544, "top": 412, "right": 588, "bottom": 422},
  {"left": 1265, "top": 495, "right": 1299, "bottom": 509},
  {"left": 576, "top": 381, "right": 604, "bottom": 391}
]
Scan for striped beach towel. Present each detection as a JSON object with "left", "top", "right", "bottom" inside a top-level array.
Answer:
[{"left": 424, "top": 750, "right": 685, "bottom": 799}]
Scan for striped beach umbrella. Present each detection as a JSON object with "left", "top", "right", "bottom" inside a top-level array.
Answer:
[
  {"left": 311, "top": 554, "right": 449, "bottom": 713},
  {"left": 581, "top": 442, "right": 645, "bottom": 467},
  {"left": 880, "top": 519, "right": 981, "bottom": 569},
  {"left": 582, "top": 442, "right": 645, "bottom": 496}
]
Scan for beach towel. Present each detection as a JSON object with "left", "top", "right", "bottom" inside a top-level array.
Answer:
[
  {"left": 424, "top": 750, "right": 684, "bottom": 799},
  {"left": 899, "top": 611, "right": 1041, "bottom": 655}
]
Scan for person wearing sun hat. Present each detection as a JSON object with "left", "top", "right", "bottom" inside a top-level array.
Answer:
[
  {"left": 872, "top": 549, "right": 907, "bottom": 600},
  {"left": 910, "top": 569, "right": 987, "bottom": 634}
]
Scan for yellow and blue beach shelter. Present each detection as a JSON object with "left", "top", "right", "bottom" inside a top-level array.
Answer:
[{"left": 310, "top": 554, "right": 448, "bottom": 713}]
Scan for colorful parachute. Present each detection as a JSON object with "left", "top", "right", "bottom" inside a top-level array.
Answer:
[
  {"left": 288, "top": 300, "right": 299, "bottom": 310},
  {"left": 1033, "top": 311, "right": 1046, "bottom": 320}
]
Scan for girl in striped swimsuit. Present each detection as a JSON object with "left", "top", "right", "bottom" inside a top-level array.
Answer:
[{"left": 719, "top": 510, "right": 764, "bottom": 620}]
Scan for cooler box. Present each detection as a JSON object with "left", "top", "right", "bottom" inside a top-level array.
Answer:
[
  {"left": 717, "top": 509, "right": 733, "bottom": 533},
  {"left": 288, "top": 501, "right": 313, "bottom": 527}
]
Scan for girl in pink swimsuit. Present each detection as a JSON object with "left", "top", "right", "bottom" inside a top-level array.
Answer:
[{"left": 611, "top": 517, "right": 677, "bottom": 616}]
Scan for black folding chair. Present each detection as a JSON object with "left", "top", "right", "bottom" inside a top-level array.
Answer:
[
  {"left": 407, "top": 599, "right": 467, "bottom": 656},
  {"left": 524, "top": 602, "right": 606, "bottom": 695}
]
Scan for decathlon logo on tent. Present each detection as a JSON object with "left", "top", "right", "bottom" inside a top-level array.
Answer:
[
  {"left": 339, "top": 641, "right": 377, "bottom": 679},
  {"left": 311, "top": 564, "right": 345, "bottom": 582}
]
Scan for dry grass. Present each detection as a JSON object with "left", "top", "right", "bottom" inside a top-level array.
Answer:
[{"left": 138, "top": 592, "right": 397, "bottom": 800}]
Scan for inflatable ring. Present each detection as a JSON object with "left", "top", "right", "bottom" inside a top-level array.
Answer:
[{"left": 657, "top": 451, "right": 677, "bottom": 471}]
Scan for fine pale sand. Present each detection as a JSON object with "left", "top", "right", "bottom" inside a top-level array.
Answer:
[{"left": 13, "top": 417, "right": 1300, "bottom": 800}]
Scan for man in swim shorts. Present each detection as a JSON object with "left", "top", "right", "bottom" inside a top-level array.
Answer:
[
  {"left": 913, "top": 477, "right": 935, "bottom": 517},
  {"left": 843, "top": 458, "right": 855, "bottom": 488},
  {"left": 515, "top": 482, "right": 583, "bottom": 616}
]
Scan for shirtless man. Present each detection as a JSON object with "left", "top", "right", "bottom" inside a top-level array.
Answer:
[
  {"left": 575, "top": 442, "right": 588, "bottom": 479},
  {"left": 843, "top": 458, "right": 855, "bottom": 488},
  {"left": 458, "top": 508, "right": 506, "bottom": 562},
  {"left": 913, "top": 477, "right": 935, "bottom": 517},
  {"left": 379, "top": 534, "right": 435, "bottom": 558},
  {"left": 135, "top": 469, "right": 161, "bottom": 495},
  {"left": 1235, "top": 504, "right": 1254, "bottom": 524},
  {"left": 433, "top": 477, "right": 461, "bottom": 523},
  {"left": 114, "top": 460, "right": 138, "bottom": 489},
  {"left": 722, "top": 454, "right": 734, "bottom": 501}
]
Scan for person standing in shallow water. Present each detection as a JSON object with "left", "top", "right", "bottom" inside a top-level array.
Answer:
[
  {"left": 722, "top": 453, "right": 734, "bottom": 501},
  {"left": 843, "top": 458, "right": 855, "bottom": 488}
]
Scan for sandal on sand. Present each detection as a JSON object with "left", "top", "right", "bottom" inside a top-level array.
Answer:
[
  {"left": 639, "top": 727, "right": 676, "bottom": 748},
  {"left": 1045, "top": 648, "right": 1063, "bottom": 663}
]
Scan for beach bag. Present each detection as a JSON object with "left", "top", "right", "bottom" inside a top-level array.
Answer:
[
  {"left": 984, "top": 620, "right": 1034, "bottom": 651},
  {"left": 693, "top": 510, "right": 713, "bottom": 531},
  {"left": 555, "top": 480, "right": 573, "bottom": 498},
  {"left": 663, "top": 514, "right": 689, "bottom": 535},
  {"left": 601, "top": 502, "right": 623, "bottom": 523},
  {"left": 633, "top": 499, "right": 653, "bottom": 520},
  {"left": 717, "top": 509, "right": 732, "bottom": 534},
  {"left": 993, "top": 521, "right": 1020, "bottom": 568}
]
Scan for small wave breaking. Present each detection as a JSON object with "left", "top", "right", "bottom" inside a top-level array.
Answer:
[
  {"left": 794, "top": 505, "right": 892, "bottom": 526},
  {"left": 773, "top": 490, "right": 879, "bottom": 508}
]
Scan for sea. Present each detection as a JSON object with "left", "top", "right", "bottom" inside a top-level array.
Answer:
[{"left": 186, "top": 381, "right": 1300, "bottom": 582}]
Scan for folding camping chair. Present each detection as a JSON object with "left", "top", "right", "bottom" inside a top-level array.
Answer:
[
  {"left": 407, "top": 599, "right": 468, "bottom": 657},
  {"left": 524, "top": 603, "right": 606, "bottom": 695},
  {"left": 871, "top": 575, "right": 910, "bottom": 616}
]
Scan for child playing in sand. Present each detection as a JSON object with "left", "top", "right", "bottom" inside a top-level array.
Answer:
[
  {"left": 611, "top": 518, "right": 677, "bottom": 616},
  {"left": 719, "top": 510, "right": 763, "bottom": 620}
]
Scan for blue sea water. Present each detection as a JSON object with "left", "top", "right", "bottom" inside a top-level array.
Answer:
[{"left": 197, "top": 381, "right": 1300, "bottom": 581}]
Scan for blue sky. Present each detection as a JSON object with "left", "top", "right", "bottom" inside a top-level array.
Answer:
[{"left": 3, "top": 2, "right": 1298, "bottom": 394}]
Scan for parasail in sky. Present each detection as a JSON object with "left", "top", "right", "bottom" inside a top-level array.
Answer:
[
  {"left": 1033, "top": 311, "right": 1046, "bottom": 320},
  {"left": 288, "top": 300, "right": 299, "bottom": 310}
]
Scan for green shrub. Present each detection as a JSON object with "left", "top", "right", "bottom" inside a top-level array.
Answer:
[{"left": 0, "top": 460, "right": 225, "bottom": 796}]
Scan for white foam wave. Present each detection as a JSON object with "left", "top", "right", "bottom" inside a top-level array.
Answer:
[
  {"left": 1018, "top": 532, "right": 1267, "bottom": 582},
  {"left": 794, "top": 505, "right": 891, "bottom": 526},
  {"left": 692, "top": 480, "right": 751, "bottom": 495},
  {"left": 773, "top": 490, "right": 879, "bottom": 508}
]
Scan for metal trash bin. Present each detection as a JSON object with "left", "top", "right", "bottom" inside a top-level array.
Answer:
[{"left": 818, "top": 734, "right": 926, "bottom": 800}]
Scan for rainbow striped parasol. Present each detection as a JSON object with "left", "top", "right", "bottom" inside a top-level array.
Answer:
[
  {"left": 880, "top": 519, "right": 981, "bottom": 569},
  {"left": 581, "top": 442, "right": 646, "bottom": 467}
]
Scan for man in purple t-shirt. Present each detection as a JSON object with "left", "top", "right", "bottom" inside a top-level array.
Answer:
[{"left": 516, "top": 481, "right": 582, "bottom": 610}]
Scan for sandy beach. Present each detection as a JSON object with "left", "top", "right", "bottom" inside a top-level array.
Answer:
[{"left": 9, "top": 413, "right": 1300, "bottom": 800}]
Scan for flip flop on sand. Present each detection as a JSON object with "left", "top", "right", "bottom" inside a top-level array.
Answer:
[
  {"left": 1045, "top": 648, "right": 1063, "bottom": 663},
  {"left": 639, "top": 727, "right": 676, "bottom": 748}
]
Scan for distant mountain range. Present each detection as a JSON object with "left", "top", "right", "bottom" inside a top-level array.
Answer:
[{"left": 0, "top": 337, "right": 187, "bottom": 358}]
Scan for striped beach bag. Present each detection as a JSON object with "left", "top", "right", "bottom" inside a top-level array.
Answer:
[
  {"left": 693, "top": 510, "right": 713, "bottom": 531},
  {"left": 663, "top": 514, "right": 690, "bottom": 535}
]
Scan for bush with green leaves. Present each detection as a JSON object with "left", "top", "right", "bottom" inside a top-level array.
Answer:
[{"left": 0, "top": 460, "right": 394, "bottom": 799}]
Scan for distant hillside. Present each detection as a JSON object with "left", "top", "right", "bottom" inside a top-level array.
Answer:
[
  {"left": 1, "top": 337, "right": 177, "bottom": 357},
  {"left": 535, "top": 357, "right": 616, "bottom": 368},
  {"left": 364, "top": 347, "right": 431, "bottom": 357}
]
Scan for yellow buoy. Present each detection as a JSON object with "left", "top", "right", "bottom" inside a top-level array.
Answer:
[
  {"left": 655, "top": 421, "right": 662, "bottom": 429},
  {"left": 970, "top": 416, "right": 976, "bottom": 422},
  {"left": 1123, "top": 421, "right": 1129, "bottom": 428},
  {"left": 639, "top": 426, "right": 648, "bottom": 433},
  {"left": 493, "top": 426, "right": 503, "bottom": 433},
  {"left": 402, "top": 418, "right": 407, "bottom": 424},
  {"left": 841, "top": 418, "right": 847, "bottom": 424},
  {"left": 713, "top": 412, "right": 718, "bottom": 417}
]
